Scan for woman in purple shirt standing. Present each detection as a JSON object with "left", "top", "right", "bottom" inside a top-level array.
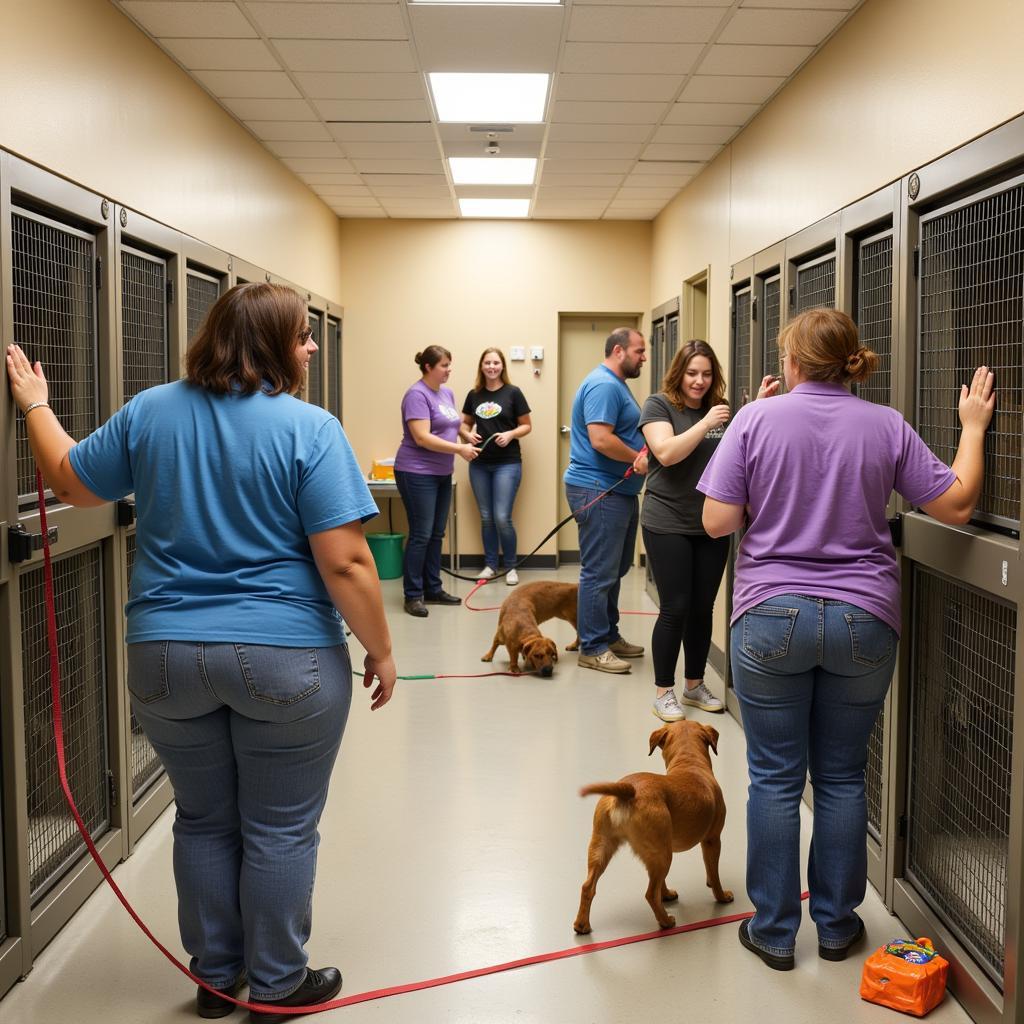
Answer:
[
  {"left": 396, "top": 345, "right": 479, "bottom": 617},
  {"left": 698, "top": 308, "right": 995, "bottom": 972}
]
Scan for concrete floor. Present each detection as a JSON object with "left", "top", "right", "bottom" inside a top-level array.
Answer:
[{"left": 0, "top": 566, "right": 972, "bottom": 1023}]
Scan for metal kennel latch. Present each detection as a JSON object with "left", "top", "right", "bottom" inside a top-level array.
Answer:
[{"left": 8, "top": 523, "right": 59, "bottom": 564}]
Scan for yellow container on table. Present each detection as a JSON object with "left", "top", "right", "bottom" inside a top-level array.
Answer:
[{"left": 369, "top": 458, "right": 395, "bottom": 481}]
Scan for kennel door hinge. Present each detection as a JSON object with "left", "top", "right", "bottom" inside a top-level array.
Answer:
[
  {"left": 788, "top": 286, "right": 796, "bottom": 309},
  {"left": 730, "top": 306, "right": 736, "bottom": 329},
  {"left": 887, "top": 514, "right": 903, "bottom": 549},
  {"left": 897, "top": 813, "right": 907, "bottom": 839},
  {"left": 8, "top": 524, "right": 59, "bottom": 564},
  {"left": 106, "top": 770, "right": 117, "bottom": 806},
  {"left": 116, "top": 498, "right": 136, "bottom": 527},
  {"left": 95, "top": 256, "right": 102, "bottom": 289},
  {"left": 751, "top": 296, "right": 758, "bottom": 322},
  {"left": 166, "top": 279, "right": 174, "bottom": 305},
  {"left": 912, "top": 246, "right": 919, "bottom": 279}
]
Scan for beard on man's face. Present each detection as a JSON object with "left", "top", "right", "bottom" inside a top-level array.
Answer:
[{"left": 622, "top": 357, "right": 643, "bottom": 379}]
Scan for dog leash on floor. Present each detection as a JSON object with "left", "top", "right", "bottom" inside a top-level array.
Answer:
[{"left": 440, "top": 448, "right": 648, "bottom": 584}]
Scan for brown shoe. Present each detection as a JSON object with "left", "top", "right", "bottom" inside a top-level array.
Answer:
[
  {"left": 577, "top": 650, "right": 631, "bottom": 674},
  {"left": 609, "top": 637, "right": 644, "bottom": 658}
]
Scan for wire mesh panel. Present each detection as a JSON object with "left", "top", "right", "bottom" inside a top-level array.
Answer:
[
  {"left": 763, "top": 275, "right": 782, "bottom": 388},
  {"left": 13, "top": 209, "right": 97, "bottom": 500},
  {"left": 906, "top": 567, "right": 1015, "bottom": 986},
  {"left": 125, "top": 533, "right": 163, "bottom": 802},
  {"left": 326, "top": 317, "right": 341, "bottom": 419},
  {"left": 306, "top": 313, "right": 323, "bottom": 406},
  {"left": 795, "top": 254, "right": 836, "bottom": 313},
  {"left": 856, "top": 232, "right": 894, "bottom": 406},
  {"left": 866, "top": 714, "right": 884, "bottom": 842},
  {"left": 121, "top": 247, "right": 168, "bottom": 403},
  {"left": 918, "top": 183, "right": 1024, "bottom": 529},
  {"left": 650, "top": 319, "right": 666, "bottom": 395},
  {"left": 186, "top": 270, "right": 220, "bottom": 346},
  {"left": 666, "top": 313, "right": 679, "bottom": 353},
  {"left": 732, "top": 287, "right": 751, "bottom": 407},
  {"left": 20, "top": 547, "right": 110, "bottom": 902}
]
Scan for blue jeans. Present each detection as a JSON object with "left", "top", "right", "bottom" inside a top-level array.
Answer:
[
  {"left": 469, "top": 461, "right": 522, "bottom": 569},
  {"left": 127, "top": 641, "right": 352, "bottom": 999},
  {"left": 730, "top": 596, "right": 897, "bottom": 957},
  {"left": 565, "top": 484, "right": 639, "bottom": 655},
  {"left": 395, "top": 470, "right": 452, "bottom": 599}
]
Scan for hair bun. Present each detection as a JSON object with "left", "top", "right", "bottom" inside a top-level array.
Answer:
[
  {"left": 845, "top": 345, "right": 878, "bottom": 383},
  {"left": 414, "top": 351, "right": 423, "bottom": 364}
]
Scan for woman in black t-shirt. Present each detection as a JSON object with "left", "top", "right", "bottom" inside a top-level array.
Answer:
[{"left": 461, "top": 348, "right": 532, "bottom": 585}]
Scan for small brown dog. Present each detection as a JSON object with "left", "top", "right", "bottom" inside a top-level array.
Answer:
[
  {"left": 481, "top": 581, "right": 579, "bottom": 677},
  {"left": 573, "top": 721, "right": 733, "bottom": 933}
]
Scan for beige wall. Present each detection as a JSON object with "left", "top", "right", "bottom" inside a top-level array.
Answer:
[
  {"left": 0, "top": 0, "right": 343, "bottom": 299},
  {"left": 338, "top": 218, "right": 651, "bottom": 559},
  {"left": 651, "top": 0, "right": 1024, "bottom": 657}
]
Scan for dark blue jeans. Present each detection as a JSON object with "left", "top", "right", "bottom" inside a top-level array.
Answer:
[
  {"left": 564, "top": 484, "right": 639, "bottom": 655},
  {"left": 730, "top": 595, "right": 897, "bottom": 957},
  {"left": 468, "top": 461, "right": 522, "bottom": 570},
  {"left": 395, "top": 469, "right": 452, "bottom": 599}
]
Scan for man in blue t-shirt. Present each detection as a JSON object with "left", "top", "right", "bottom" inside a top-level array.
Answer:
[{"left": 564, "top": 327, "right": 649, "bottom": 673}]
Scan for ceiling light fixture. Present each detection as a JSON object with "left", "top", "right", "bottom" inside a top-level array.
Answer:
[
  {"left": 429, "top": 73, "right": 549, "bottom": 124},
  {"left": 449, "top": 157, "right": 537, "bottom": 185},
  {"left": 459, "top": 198, "right": 530, "bottom": 219},
  {"left": 414, "top": 0, "right": 560, "bottom": 5}
]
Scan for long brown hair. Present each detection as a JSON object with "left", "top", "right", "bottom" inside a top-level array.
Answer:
[
  {"left": 185, "top": 282, "right": 307, "bottom": 395},
  {"left": 779, "top": 308, "right": 878, "bottom": 384},
  {"left": 661, "top": 340, "right": 726, "bottom": 411},
  {"left": 473, "top": 347, "right": 511, "bottom": 392}
]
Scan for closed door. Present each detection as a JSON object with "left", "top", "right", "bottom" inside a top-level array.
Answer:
[{"left": 557, "top": 315, "right": 641, "bottom": 558}]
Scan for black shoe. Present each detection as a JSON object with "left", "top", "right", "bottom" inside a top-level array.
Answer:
[
  {"left": 196, "top": 970, "right": 247, "bottom": 1019},
  {"left": 424, "top": 590, "right": 461, "bottom": 605},
  {"left": 819, "top": 918, "right": 865, "bottom": 961},
  {"left": 404, "top": 598, "right": 428, "bottom": 617},
  {"left": 248, "top": 967, "right": 342, "bottom": 1024},
  {"left": 738, "top": 920, "right": 794, "bottom": 971}
]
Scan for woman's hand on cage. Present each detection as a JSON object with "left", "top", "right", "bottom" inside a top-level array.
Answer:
[
  {"left": 5, "top": 344, "right": 49, "bottom": 413},
  {"left": 958, "top": 366, "right": 996, "bottom": 433}
]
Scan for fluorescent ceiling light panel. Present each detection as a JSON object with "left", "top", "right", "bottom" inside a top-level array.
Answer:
[
  {"left": 429, "top": 74, "right": 548, "bottom": 124},
  {"left": 414, "top": 0, "right": 559, "bottom": 4},
  {"left": 449, "top": 157, "right": 537, "bottom": 185},
  {"left": 459, "top": 198, "right": 530, "bottom": 218}
]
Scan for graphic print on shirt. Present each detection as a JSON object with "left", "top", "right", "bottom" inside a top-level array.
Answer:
[
  {"left": 704, "top": 424, "right": 726, "bottom": 440},
  {"left": 475, "top": 401, "right": 502, "bottom": 419},
  {"left": 438, "top": 402, "right": 461, "bottom": 421}
]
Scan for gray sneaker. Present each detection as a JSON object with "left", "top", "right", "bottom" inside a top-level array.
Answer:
[
  {"left": 577, "top": 649, "right": 631, "bottom": 674},
  {"left": 609, "top": 636, "right": 644, "bottom": 658},
  {"left": 680, "top": 681, "right": 724, "bottom": 713},
  {"left": 653, "top": 689, "right": 686, "bottom": 722}
]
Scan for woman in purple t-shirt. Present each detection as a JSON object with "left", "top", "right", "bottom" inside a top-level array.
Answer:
[
  {"left": 395, "top": 345, "right": 479, "bottom": 617},
  {"left": 699, "top": 309, "right": 994, "bottom": 972}
]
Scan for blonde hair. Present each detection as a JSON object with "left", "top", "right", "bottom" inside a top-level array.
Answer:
[
  {"left": 662, "top": 340, "right": 726, "bottom": 412},
  {"left": 779, "top": 308, "right": 878, "bottom": 385},
  {"left": 473, "top": 347, "right": 511, "bottom": 392}
]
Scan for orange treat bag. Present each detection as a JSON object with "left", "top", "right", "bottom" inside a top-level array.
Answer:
[{"left": 860, "top": 937, "right": 949, "bottom": 1017}]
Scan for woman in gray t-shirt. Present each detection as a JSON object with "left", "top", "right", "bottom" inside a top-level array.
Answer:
[{"left": 640, "top": 340, "right": 777, "bottom": 722}]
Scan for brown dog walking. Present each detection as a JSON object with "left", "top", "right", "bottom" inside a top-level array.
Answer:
[
  {"left": 481, "top": 581, "right": 580, "bottom": 676},
  {"left": 573, "top": 721, "right": 733, "bottom": 933}
]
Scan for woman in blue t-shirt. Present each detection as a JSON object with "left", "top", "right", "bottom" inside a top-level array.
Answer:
[
  {"left": 6, "top": 283, "right": 395, "bottom": 1021},
  {"left": 461, "top": 348, "right": 532, "bottom": 585}
]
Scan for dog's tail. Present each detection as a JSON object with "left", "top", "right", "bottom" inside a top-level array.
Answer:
[{"left": 579, "top": 782, "right": 635, "bottom": 801}]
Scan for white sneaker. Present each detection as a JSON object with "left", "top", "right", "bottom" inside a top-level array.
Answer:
[
  {"left": 653, "top": 689, "right": 686, "bottom": 722},
  {"left": 680, "top": 681, "right": 725, "bottom": 713},
  {"left": 505, "top": 568, "right": 519, "bottom": 586},
  {"left": 477, "top": 566, "right": 496, "bottom": 581}
]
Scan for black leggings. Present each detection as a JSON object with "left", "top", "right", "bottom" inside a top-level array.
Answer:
[{"left": 642, "top": 527, "right": 730, "bottom": 687}]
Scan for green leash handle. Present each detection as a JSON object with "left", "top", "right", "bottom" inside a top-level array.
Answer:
[{"left": 397, "top": 673, "right": 437, "bottom": 680}]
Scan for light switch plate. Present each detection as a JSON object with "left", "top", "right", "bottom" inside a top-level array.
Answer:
[
  {"left": 530, "top": 346, "right": 544, "bottom": 360},
  {"left": 509, "top": 346, "right": 526, "bottom": 361}
]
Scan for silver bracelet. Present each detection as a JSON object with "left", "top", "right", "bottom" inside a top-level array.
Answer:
[{"left": 24, "top": 401, "right": 50, "bottom": 416}]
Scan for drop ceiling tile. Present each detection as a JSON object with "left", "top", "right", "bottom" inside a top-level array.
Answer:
[
  {"left": 664, "top": 101, "right": 760, "bottom": 125},
  {"left": 312, "top": 185, "right": 375, "bottom": 197},
  {"left": 453, "top": 185, "right": 533, "bottom": 199},
  {"left": 372, "top": 185, "right": 453, "bottom": 197},
  {"left": 538, "top": 187, "right": 618, "bottom": 199},
  {"left": 282, "top": 157, "right": 357, "bottom": 172},
  {"left": 329, "top": 122, "right": 436, "bottom": 142},
  {"left": 296, "top": 73, "right": 424, "bottom": 101},
  {"left": 555, "top": 74, "right": 683, "bottom": 103},
  {"left": 608, "top": 197, "right": 668, "bottom": 207},
  {"left": 192, "top": 70, "right": 300, "bottom": 98},
  {"left": 547, "top": 123, "right": 651, "bottom": 143},
  {"left": 351, "top": 158, "right": 445, "bottom": 174},
  {"left": 381, "top": 197, "right": 457, "bottom": 209},
  {"left": 562, "top": 42, "right": 702, "bottom": 75},
  {"left": 543, "top": 159, "right": 634, "bottom": 174},
  {"left": 679, "top": 76, "right": 784, "bottom": 104},
  {"left": 274, "top": 39, "right": 416, "bottom": 73},
  {"left": 718, "top": 8, "right": 845, "bottom": 45},
  {"left": 342, "top": 142, "right": 441, "bottom": 159},
  {"left": 579, "top": 0, "right": 726, "bottom": 5},
  {"left": 315, "top": 99, "right": 432, "bottom": 120},
  {"left": 699, "top": 44, "right": 813, "bottom": 77},
  {"left": 159, "top": 38, "right": 280, "bottom": 71},
  {"left": 650, "top": 123, "right": 737, "bottom": 145},
  {"left": 603, "top": 209, "right": 658, "bottom": 219},
  {"left": 324, "top": 195, "right": 385, "bottom": 207},
  {"left": 533, "top": 209, "right": 609, "bottom": 219},
  {"left": 385, "top": 210, "right": 456, "bottom": 218},
  {"left": 632, "top": 160, "right": 702, "bottom": 175},
  {"left": 615, "top": 186, "right": 678, "bottom": 199},
  {"left": 122, "top": 2, "right": 256, "bottom": 37},
  {"left": 741, "top": 0, "right": 858, "bottom": 9},
  {"left": 641, "top": 142, "right": 720, "bottom": 161},
  {"left": 410, "top": 7, "right": 563, "bottom": 72},
  {"left": 568, "top": 6, "right": 725, "bottom": 43},
  {"left": 623, "top": 173, "right": 693, "bottom": 188},
  {"left": 250, "top": 3, "right": 407, "bottom": 38},
  {"left": 545, "top": 141, "right": 642, "bottom": 160},
  {"left": 533, "top": 202, "right": 610, "bottom": 212},
  {"left": 438, "top": 125, "right": 546, "bottom": 143},
  {"left": 221, "top": 97, "right": 319, "bottom": 120},
  {"left": 361, "top": 174, "right": 448, "bottom": 187},
  {"left": 246, "top": 121, "right": 333, "bottom": 141},
  {"left": 551, "top": 101, "right": 667, "bottom": 125},
  {"left": 298, "top": 172, "right": 364, "bottom": 185},
  {"left": 330, "top": 208, "right": 388, "bottom": 218},
  {"left": 267, "top": 140, "right": 348, "bottom": 159},
  {"left": 539, "top": 173, "right": 625, "bottom": 187}
]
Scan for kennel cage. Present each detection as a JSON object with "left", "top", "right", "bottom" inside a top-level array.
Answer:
[
  {"left": 12, "top": 208, "right": 98, "bottom": 507},
  {"left": 120, "top": 246, "right": 168, "bottom": 404},
  {"left": 731, "top": 286, "right": 752, "bottom": 409},
  {"left": 916, "top": 179, "right": 1024, "bottom": 533},
  {"left": 905, "top": 566, "right": 1015, "bottom": 989},
  {"left": 186, "top": 267, "right": 220, "bottom": 347},
  {"left": 326, "top": 316, "right": 342, "bottom": 421},
  {"left": 306, "top": 310, "right": 323, "bottom": 407},
  {"left": 19, "top": 547, "right": 110, "bottom": 905},
  {"left": 793, "top": 251, "right": 837, "bottom": 315},
  {"left": 762, "top": 274, "right": 782, "bottom": 389}
]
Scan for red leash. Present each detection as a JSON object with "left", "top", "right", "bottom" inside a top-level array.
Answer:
[{"left": 464, "top": 579, "right": 657, "bottom": 616}]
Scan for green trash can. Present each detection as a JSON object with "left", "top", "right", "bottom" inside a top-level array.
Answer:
[{"left": 366, "top": 533, "right": 405, "bottom": 580}]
